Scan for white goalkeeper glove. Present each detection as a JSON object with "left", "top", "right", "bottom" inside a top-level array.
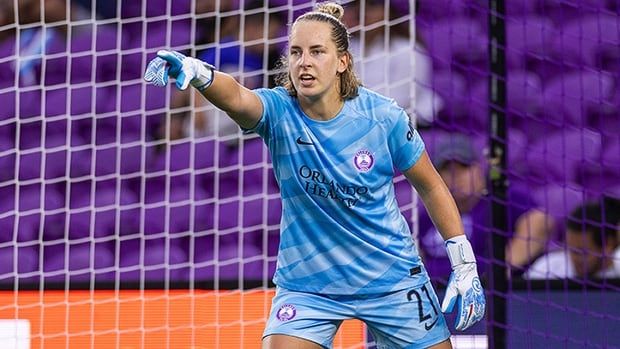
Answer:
[
  {"left": 144, "top": 50, "right": 215, "bottom": 91},
  {"left": 441, "top": 235, "right": 486, "bottom": 331}
]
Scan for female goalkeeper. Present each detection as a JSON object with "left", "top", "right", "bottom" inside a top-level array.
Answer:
[{"left": 144, "top": 2, "right": 485, "bottom": 348}]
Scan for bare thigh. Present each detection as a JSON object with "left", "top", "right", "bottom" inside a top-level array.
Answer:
[
  {"left": 262, "top": 334, "right": 324, "bottom": 349},
  {"left": 427, "top": 338, "right": 453, "bottom": 349}
]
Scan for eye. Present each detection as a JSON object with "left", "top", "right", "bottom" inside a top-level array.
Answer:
[{"left": 289, "top": 49, "right": 300, "bottom": 56}]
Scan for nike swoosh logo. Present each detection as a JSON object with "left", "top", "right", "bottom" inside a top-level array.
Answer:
[
  {"left": 424, "top": 317, "right": 439, "bottom": 331},
  {"left": 296, "top": 137, "right": 314, "bottom": 145}
]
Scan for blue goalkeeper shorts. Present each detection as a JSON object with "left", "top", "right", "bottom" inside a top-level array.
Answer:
[{"left": 262, "top": 281, "right": 451, "bottom": 348}]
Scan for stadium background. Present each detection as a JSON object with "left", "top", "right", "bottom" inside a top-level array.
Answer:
[{"left": 0, "top": 0, "right": 619, "bottom": 348}]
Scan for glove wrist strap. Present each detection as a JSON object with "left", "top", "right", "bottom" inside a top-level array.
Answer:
[
  {"left": 445, "top": 235, "right": 476, "bottom": 267},
  {"left": 190, "top": 60, "right": 216, "bottom": 92}
]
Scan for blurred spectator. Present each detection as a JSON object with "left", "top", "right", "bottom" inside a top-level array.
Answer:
[
  {"left": 10, "top": 0, "right": 89, "bottom": 86},
  {"left": 418, "top": 134, "right": 555, "bottom": 280},
  {"left": 165, "top": 3, "right": 285, "bottom": 141},
  {"left": 348, "top": 0, "right": 442, "bottom": 125},
  {"left": 73, "top": 0, "right": 117, "bottom": 19},
  {"left": 525, "top": 196, "right": 620, "bottom": 279},
  {"left": 0, "top": 1, "right": 15, "bottom": 40}
]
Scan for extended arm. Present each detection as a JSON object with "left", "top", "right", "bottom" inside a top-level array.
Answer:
[
  {"left": 144, "top": 50, "right": 263, "bottom": 130},
  {"left": 404, "top": 151, "right": 486, "bottom": 331}
]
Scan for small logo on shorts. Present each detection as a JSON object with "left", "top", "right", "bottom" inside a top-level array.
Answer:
[
  {"left": 353, "top": 149, "right": 374, "bottom": 172},
  {"left": 276, "top": 304, "right": 297, "bottom": 321}
]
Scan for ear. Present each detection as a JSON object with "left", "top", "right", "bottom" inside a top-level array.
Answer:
[{"left": 337, "top": 52, "right": 349, "bottom": 74}]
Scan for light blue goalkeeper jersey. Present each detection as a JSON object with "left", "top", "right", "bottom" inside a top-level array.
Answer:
[{"left": 251, "top": 86, "right": 428, "bottom": 295}]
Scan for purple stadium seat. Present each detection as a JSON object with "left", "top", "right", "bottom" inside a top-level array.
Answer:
[
  {"left": 144, "top": 84, "right": 167, "bottom": 112},
  {"left": 580, "top": 138, "right": 620, "bottom": 195},
  {"left": 70, "top": 86, "right": 96, "bottom": 117},
  {"left": 137, "top": 19, "right": 192, "bottom": 50},
  {"left": 431, "top": 69, "right": 467, "bottom": 119},
  {"left": 0, "top": 182, "right": 15, "bottom": 206},
  {"left": 0, "top": 121, "right": 15, "bottom": 143},
  {"left": 191, "top": 234, "right": 266, "bottom": 281},
  {"left": 419, "top": 17, "right": 487, "bottom": 70},
  {"left": 537, "top": 70, "right": 614, "bottom": 127},
  {"left": 0, "top": 246, "right": 39, "bottom": 282},
  {"left": 0, "top": 147, "right": 15, "bottom": 182},
  {"left": 0, "top": 90, "right": 16, "bottom": 121},
  {"left": 146, "top": 0, "right": 168, "bottom": 17},
  {"left": 524, "top": 129, "right": 603, "bottom": 184},
  {"left": 18, "top": 151, "right": 42, "bottom": 181},
  {"left": 18, "top": 89, "right": 42, "bottom": 120},
  {"left": 419, "top": 129, "right": 452, "bottom": 162},
  {"left": 43, "top": 242, "right": 115, "bottom": 282},
  {"left": 193, "top": 202, "right": 215, "bottom": 233},
  {"left": 267, "top": 198, "right": 282, "bottom": 226},
  {"left": 416, "top": 0, "right": 469, "bottom": 20},
  {"left": 119, "top": 239, "right": 189, "bottom": 282},
  {"left": 143, "top": 205, "right": 166, "bottom": 235},
  {"left": 194, "top": 139, "right": 217, "bottom": 170},
  {"left": 17, "top": 120, "right": 42, "bottom": 150},
  {"left": 168, "top": 186, "right": 210, "bottom": 233},
  {"left": 543, "top": 0, "right": 616, "bottom": 25},
  {"left": 67, "top": 210, "right": 91, "bottom": 239},
  {"left": 171, "top": 0, "right": 192, "bottom": 15},
  {"left": 43, "top": 123, "right": 87, "bottom": 148},
  {"left": 44, "top": 88, "right": 67, "bottom": 117},
  {"left": 552, "top": 14, "right": 620, "bottom": 70},
  {"left": 532, "top": 182, "right": 587, "bottom": 235},
  {"left": 120, "top": 145, "right": 148, "bottom": 175},
  {"left": 94, "top": 147, "right": 117, "bottom": 176},
  {"left": 0, "top": 36, "right": 16, "bottom": 90},
  {"left": 119, "top": 114, "right": 142, "bottom": 143},
  {"left": 462, "top": 70, "right": 543, "bottom": 134},
  {"left": 505, "top": 16, "right": 556, "bottom": 70},
  {"left": 241, "top": 138, "right": 267, "bottom": 167},
  {"left": 65, "top": 184, "right": 134, "bottom": 239},
  {"left": 39, "top": 25, "right": 117, "bottom": 86},
  {"left": 0, "top": 213, "right": 39, "bottom": 244},
  {"left": 69, "top": 148, "right": 93, "bottom": 178},
  {"left": 119, "top": 83, "right": 142, "bottom": 113},
  {"left": 505, "top": 128, "right": 529, "bottom": 177},
  {"left": 43, "top": 147, "right": 67, "bottom": 179},
  {"left": 505, "top": 0, "right": 539, "bottom": 16},
  {"left": 93, "top": 209, "right": 116, "bottom": 238},
  {"left": 18, "top": 183, "right": 64, "bottom": 212},
  {"left": 68, "top": 23, "right": 124, "bottom": 83},
  {"left": 67, "top": 180, "right": 93, "bottom": 210}
]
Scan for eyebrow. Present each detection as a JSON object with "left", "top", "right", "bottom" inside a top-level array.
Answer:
[{"left": 290, "top": 44, "right": 327, "bottom": 50}]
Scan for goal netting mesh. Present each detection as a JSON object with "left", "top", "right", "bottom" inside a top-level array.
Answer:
[
  {"left": 0, "top": 1, "right": 417, "bottom": 348},
  {"left": 3, "top": 0, "right": 619, "bottom": 348}
]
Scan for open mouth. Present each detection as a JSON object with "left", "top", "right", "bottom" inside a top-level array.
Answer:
[{"left": 299, "top": 74, "right": 315, "bottom": 84}]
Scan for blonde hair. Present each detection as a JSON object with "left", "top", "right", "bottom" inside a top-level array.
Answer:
[{"left": 276, "top": 2, "right": 361, "bottom": 100}]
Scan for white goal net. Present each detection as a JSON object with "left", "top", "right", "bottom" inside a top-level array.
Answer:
[{"left": 0, "top": 1, "right": 416, "bottom": 348}]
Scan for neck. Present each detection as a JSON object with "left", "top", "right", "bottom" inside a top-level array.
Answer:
[{"left": 298, "top": 92, "right": 344, "bottom": 121}]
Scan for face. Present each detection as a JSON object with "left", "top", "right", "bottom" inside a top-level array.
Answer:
[
  {"left": 288, "top": 20, "right": 348, "bottom": 102},
  {"left": 438, "top": 161, "right": 485, "bottom": 212},
  {"left": 566, "top": 228, "right": 605, "bottom": 277}
]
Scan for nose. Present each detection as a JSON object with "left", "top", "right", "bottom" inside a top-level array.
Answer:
[{"left": 298, "top": 52, "right": 311, "bottom": 68}]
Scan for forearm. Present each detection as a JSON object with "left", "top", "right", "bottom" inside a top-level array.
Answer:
[
  {"left": 404, "top": 152, "right": 465, "bottom": 241},
  {"left": 419, "top": 182, "right": 465, "bottom": 241},
  {"left": 198, "top": 71, "right": 262, "bottom": 129}
]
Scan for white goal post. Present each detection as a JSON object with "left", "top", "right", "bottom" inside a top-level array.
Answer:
[{"left": 0, "top": 1, "right": 417, "bottom": 348}]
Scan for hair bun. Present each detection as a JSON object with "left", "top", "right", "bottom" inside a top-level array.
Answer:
[{"left": 315, "top": 2, "right": 345, "bottom": 21}]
